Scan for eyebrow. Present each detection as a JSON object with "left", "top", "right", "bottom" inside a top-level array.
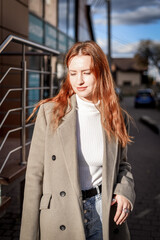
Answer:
[{"left": 69, "top": 69, "right": 91, "bottom": 72}]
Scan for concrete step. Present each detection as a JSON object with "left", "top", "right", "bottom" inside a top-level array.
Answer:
[{"left": 0, "top": 196, "right": 11, "bottom": 215}]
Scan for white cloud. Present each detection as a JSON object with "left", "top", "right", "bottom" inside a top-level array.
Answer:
[
  {"left": 97, "top": 37, "right": 139, "bottom": 57},
  {"left": 93, "top": 5, "right": 160, "bottom": 26},
  {"left": 112, "top": 0, "right": 160, "bottom": 12},
  {"left": 94, "top": 18, "right": 106, "bottom": 25},
  {"left": 92, "top": 1, "right": 160, "bottom": 26},
  {"left": 97, "top": 38, "right": 107, "bottom": 53},
  {"left": 112, "top": 41, "right": 139, "bottom": 57},
  {"left": 112, "top": 6, "right": 160, "bottom": 25}
]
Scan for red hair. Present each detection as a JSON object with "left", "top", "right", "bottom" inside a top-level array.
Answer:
[{"left": 28, "top": 41, "right": 132, "bottom": 147}]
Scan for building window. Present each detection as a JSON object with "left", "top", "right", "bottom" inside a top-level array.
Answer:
[
  {"left": 58, "top": 0, "right": 68, "bottom": 34},
  {"left": 123, "top": 81, "right": 131, "bottom": 86},
  {"left": 58, "top": 0, "right": 75, "bottom": 39},
  {"left": 68, "top": 0, "right": 75, "bottom": 39}
]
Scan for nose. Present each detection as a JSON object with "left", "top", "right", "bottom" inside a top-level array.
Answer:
[{"left": 77, "top": 73, "right": 84, "bottom": 85}]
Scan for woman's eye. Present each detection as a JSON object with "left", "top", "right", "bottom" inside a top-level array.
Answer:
[
  {"left": 70, "top": 73, "right": 76, "bottom": 76},
  {"left": 84, "top": 72, "right": 91, "bottom": 75}
]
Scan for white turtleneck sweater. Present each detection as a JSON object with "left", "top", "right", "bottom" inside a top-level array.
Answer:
[{"left": 76, "top": 94, "right": 103, "bottom": 190}]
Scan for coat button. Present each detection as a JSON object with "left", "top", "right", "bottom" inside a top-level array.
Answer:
[
  {"left": 113, "top": 228, "right": 119, "bottom": 234},
  {"left": 52, "top": 155, "right": 56, "bottom": 161},
  {"left": 60, "top": 225, "right": 66, "bottom": 231},
  {"left": 84, "top": 219, "right": 88, "bottom": 223},
  {"left": 60, "top": 191, "right": 66, "bottom": 197}
]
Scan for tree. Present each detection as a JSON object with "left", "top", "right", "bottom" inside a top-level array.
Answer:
[{"left": 134, "top": 40, "right": 160, "bottom": 73}]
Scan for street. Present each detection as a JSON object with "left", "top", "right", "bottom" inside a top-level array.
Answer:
[{"left": 123, "top": 97, "right": 160, "bottom": 240}]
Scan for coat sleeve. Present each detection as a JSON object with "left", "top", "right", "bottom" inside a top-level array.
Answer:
[
  {"left": 20, "top": 104, "right": 46, "bottom": 240},
  {"left": 113, "top": 115, "right": 136, "bottom": 210}
]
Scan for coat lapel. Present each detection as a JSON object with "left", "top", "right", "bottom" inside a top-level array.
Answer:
[
  {"left": 57, "top": 95, "right": 82, "bottom": 200},
  {"left": 102, "top": 130, "right": 118, "bottom": 239},
  {"left": 102, "top": 129, "right": 118, "bottom": 199}
]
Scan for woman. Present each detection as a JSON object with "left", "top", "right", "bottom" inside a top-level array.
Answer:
[{"left": 20, "top": 41, "right": 135, "bottom": 240}]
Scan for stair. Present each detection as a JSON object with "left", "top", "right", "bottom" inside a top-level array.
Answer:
[
  {"left": 0, "top": 158, "right": 26, "bottom": 215},
  {"left": 0, "top": 196, "right": 11, "bottom": 214}
]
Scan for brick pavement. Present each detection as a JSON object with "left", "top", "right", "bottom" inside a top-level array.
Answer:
[
  {"left": 0, "top": 212, "right": 21, "bottom": 240},
  {"left": 0, "top": 179, "right": 21, "bottom": 240}
]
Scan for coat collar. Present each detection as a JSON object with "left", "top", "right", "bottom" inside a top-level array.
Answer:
[{"left": 60, "top": 94, "right": 77, "bottom": 127}]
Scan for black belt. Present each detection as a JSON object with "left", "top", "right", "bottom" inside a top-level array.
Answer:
[{"left": 82, "top": 185, "right": 102, "bottom": 200}]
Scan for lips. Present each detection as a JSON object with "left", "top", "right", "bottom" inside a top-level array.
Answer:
[{"left": 77, "top": 87, "right": 87, "bottom": 91}]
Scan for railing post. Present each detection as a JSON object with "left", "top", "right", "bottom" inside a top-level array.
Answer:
[
  {"left": 21, "top": 44, "right": 27, "bottom": 165},
  {"left": 49, "top": 55, "right": 53, "bottom": 98},
  {"left": 40, "top": 56, "right": 44, "bottom": 100}
]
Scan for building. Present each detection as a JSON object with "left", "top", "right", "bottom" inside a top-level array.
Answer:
[{"left": 111, "top": 58, "right": 147, "bottom": 87}]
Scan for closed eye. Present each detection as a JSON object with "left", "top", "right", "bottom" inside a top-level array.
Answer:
[
  {"left": 84, "top": 72, "right": 91, "bottom": 75},
  {"left": 70, "top": 72, "right": 76, "bottom": 76}
]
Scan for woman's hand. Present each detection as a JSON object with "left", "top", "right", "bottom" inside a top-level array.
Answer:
[{"left": 111, "top": 194, "right": 131, "bottom": 225}]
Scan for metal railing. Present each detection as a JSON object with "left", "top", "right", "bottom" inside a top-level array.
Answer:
[{"left": 0, "top": 35, "right": 59, "bottom": 175}]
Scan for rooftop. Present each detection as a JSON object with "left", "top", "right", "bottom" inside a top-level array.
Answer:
[{"left": 111, "top": 58, "right": 147, "bottom": 72}]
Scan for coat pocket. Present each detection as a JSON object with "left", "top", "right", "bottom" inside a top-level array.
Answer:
[{"left": 39, "top": 194, "right": 52, "bottom": 210}]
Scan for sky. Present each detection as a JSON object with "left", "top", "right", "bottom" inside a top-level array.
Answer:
[{"left": 91, "top": 0, "right": 160, "bottom": 59}]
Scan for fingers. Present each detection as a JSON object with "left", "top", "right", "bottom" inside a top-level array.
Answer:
[
  {"left": 114, "top": 202, "right": 123, "bottom": 224},
  {"left": 113, "top": 195, "right": 131, "bottom": 225},
  {"left": 115, "top": 208, "right": 129, "bottom": 225}
]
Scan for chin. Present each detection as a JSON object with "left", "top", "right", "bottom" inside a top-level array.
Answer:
[
  {"left": 77, "top": 93, "right": 89, "bottom": 98},
  {"left": 77, "top": 94, "right": 92, "bottom": 101}
]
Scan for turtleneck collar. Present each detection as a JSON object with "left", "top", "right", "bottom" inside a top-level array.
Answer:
[{"left": 76, "top": 94, "right": 100, "bottom": 113}]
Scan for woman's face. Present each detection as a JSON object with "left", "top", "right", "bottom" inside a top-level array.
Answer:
[{"left": 68, "top": 55, "right": 96, "bottom": 102}]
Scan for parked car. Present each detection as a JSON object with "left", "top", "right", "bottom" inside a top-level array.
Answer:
[{"left": 134, "top": 88, "right": 156, "bottom": 108}]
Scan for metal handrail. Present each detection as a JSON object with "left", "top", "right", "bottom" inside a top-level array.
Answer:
[
  {"left": 0, "top": 52, "right": 53, "bottom": 56},
  {"left": 0, "top": 141, "right": 31, "bottom": 175},
  {"left": 0, "top": 127, "right": 23, "bottom": 152},
  {"left": 0, "top": 106, "right": 34, "bottom": 129},
  {"left": 0, "top": 35, "right": 59, "bottom": 55},
  {"left": 0, "top": 88, "right": 22, "bottom": 107},
  {"left": 27, "top": 69, "right": 51, "bottom": 74},
  {"left": 0, "top": 67, "right": 56, "bottom": 85},
  {"left": 0, "top": 123, "right": 34, "bottom": 152},
  {"left": 0, "top": 34, "right": 59, "bottom": 175},
  {"left": 0, "top": 146, "right": 23, "bottom": 175},
  {"left": 0, "top": 86, "right": 58, "bottom": 107},
  {"left": 0, "top": 107, "right": 22, "bottom": 129},
  {"left": 26, "top": 86, "right": 57, "bottom": 90},
  {"left": 0, "top": 67, "right": 22, "bottom": 84}
]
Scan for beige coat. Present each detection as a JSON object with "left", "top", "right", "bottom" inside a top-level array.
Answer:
[{"left": 20, "top": 95, "right": 135, "bottom": 240}]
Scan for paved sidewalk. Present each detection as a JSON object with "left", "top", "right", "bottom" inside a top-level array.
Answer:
[
  {"left": 0, "top": 180, "right": 21, "bottom": 240},
  {"left": 140, "top": 113, "right": 160, "bottom": 134},
  {"left": 0, "top": 212, "right": 21, "bottom": 240}
]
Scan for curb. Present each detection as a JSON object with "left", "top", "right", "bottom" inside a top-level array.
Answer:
[{"left": 140, "top": 115, "right": 160, "bottom": 134}]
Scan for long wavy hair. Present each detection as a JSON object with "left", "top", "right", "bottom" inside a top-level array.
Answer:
[{"left": 28, "top": 41, "right": 132, "bottom": 147}]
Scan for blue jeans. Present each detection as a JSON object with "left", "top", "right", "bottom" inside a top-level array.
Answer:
[{"left": 83, "top": 193, "right": 103, "bottom": 240}]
